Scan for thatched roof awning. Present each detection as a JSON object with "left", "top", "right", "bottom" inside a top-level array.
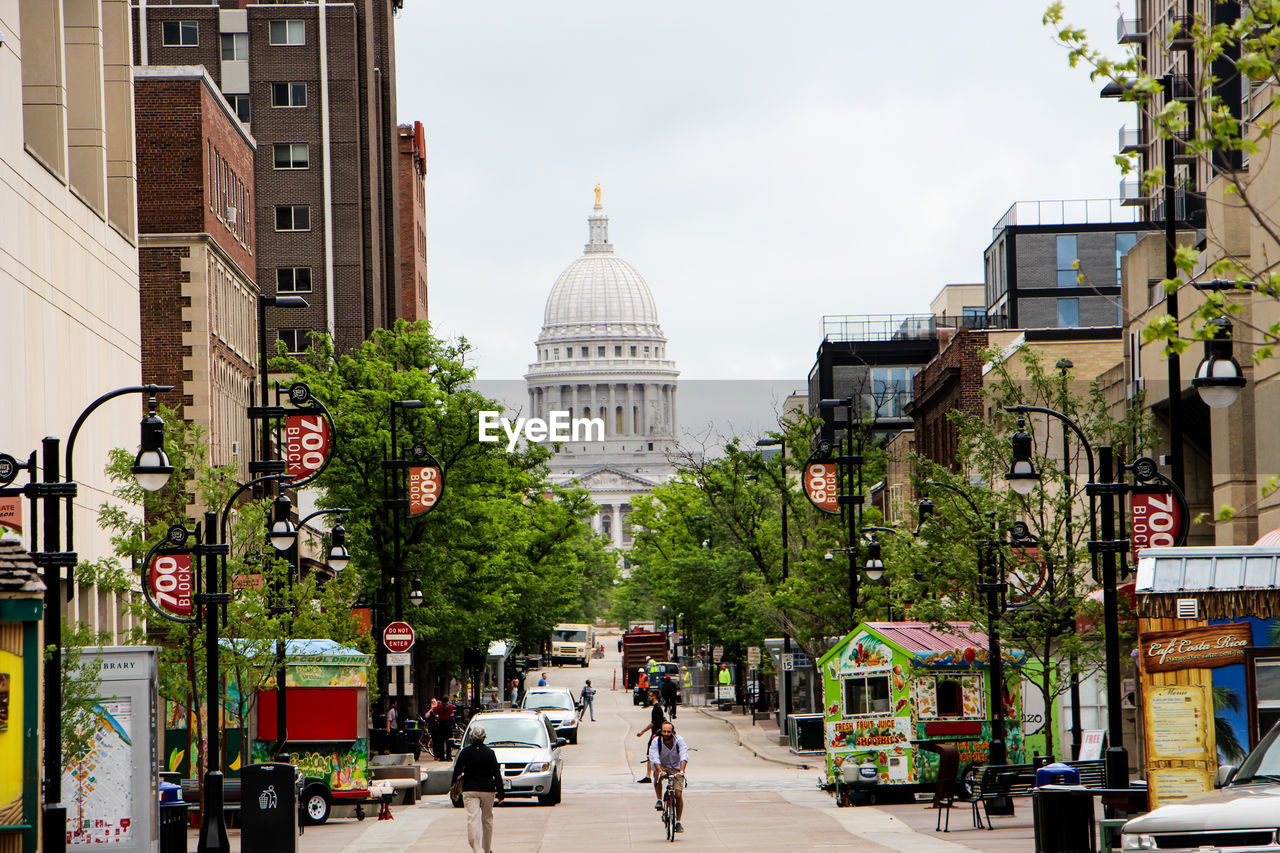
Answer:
[{"left": 1136, "top": 546, "right": 1280, "bottom": 619}]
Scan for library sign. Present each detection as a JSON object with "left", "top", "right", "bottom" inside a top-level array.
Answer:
[{"left": 1140, "top": 624, "right": 1251, "bottom": 673}]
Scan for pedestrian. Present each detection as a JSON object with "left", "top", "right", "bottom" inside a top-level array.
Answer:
[
  {"left": 425, "top": 699, "right": 443, "bottom": 760},
  {"left": 438, "top": 696, "right": 456, "bottom": 761},
  {"left": 507, "top": 675, "right": 519, "bottom": 705},
  {"left": 386, "top": 701, "right": 398, "bottom": 731},
  {"left": 580, "top": 679, "right": 596, "bottom": 721},
  {"left": 660, "top": 674, "right": 678, "bottom": 719},
  {"left": 634, "top": 701, "right": 666, "bottom": 783},
  {"left": 537, "top": 672, "right": 548, "bottom": 687},
  {"left": 451, "top": 724, "right": 504, "bottom": 853}
]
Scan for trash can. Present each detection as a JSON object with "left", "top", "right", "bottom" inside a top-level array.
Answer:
[
  {"left": 1036, "top": 762, "right": 1081, "bottom": 786},
  {"left": 158, "top": 782, "right": 188, "bottom": 853},
  {"left": 1033, "top": 785, "right": 1096, "bottom": 853},
  {"left": 241, "top": 762, "right": 299, "bottom": 853}
]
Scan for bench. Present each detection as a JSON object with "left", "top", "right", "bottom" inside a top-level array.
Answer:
[{"left": 937, "top": 760, "right": 1107, "bottom": 832}]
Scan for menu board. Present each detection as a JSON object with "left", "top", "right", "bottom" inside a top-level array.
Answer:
[
  {"left": 1148, "top": 768, "right": 1215, "bottom": 807},
  {"left": 1145, "top": 685, "right": 1213, "bottom": 761}
]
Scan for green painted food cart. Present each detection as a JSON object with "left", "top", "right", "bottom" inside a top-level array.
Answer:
[{"left": 817, "top": 621, "right": 1025, "bottom": 805}]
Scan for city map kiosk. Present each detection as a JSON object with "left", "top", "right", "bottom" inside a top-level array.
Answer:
[
  {"left": 63, "top": 647, "right": 160, "bottom": 851},
  {"left": 1135, "top": 546, "right": 1280, "bottom": 809},
  {"left": 818, "top": 622, "right": 1025, "bottom": 803}
]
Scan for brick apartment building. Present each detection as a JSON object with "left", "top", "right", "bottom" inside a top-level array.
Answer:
[
  {"left": 398, "top": 121, "right": 428, "bottom": 322},
  {"left": 135, "top": 67, "right": 259, "bottom": 480},
  {"left": 134, "top": 0, "right": 405, "bottom": 355}
]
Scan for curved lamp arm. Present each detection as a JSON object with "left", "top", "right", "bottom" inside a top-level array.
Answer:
[{"left": 1003, "top": 404, "right": 1096, "bottom": 485}]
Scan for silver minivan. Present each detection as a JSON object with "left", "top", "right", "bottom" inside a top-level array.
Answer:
[
  {"left": 451, "top": 710, "right": 565, "bottom": 807},
  {"left": 1121, "top": 722, "right": 1280, "bottom": 850}
]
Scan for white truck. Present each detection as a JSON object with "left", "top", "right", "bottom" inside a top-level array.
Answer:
[{"left": 549, "top": 623, "right": 595, "bottom": 667}]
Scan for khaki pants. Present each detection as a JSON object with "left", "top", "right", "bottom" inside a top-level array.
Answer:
[{"left": 462, "top": 791, "right": 495, "bottom": 852}]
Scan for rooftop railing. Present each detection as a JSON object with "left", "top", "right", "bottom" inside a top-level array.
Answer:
[
  {"left": 992, "top": 199, "right": 1143, "bottom": 238},
  {"left": 821, "top": 312, "right": 1007, "bottom": 343}
]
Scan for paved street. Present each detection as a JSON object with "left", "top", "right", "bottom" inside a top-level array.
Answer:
[{"left": 190, "top": 632, "right": 1058, "bottom": 852}]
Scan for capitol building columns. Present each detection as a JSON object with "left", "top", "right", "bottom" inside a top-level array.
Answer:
[{"left": 524, "top": 192, "right": 679, "bottom": 548}]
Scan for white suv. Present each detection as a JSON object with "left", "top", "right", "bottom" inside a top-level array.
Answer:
[{"left": 522, "top": 687, "right": 581, "bottom": 744}]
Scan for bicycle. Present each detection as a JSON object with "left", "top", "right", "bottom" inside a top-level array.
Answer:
[{"left": 657, "top": 768, "right": 684, "bottom": 841}]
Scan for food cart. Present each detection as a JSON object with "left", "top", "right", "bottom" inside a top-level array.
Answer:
[
  {"left": 250, "top": 639, "right": 376, "bottom": 823},
  {"left": 818, "top": 621, "right": 1025, "bottom": 804}
]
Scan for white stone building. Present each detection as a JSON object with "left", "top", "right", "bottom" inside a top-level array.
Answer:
[{"left": 525, "top": 197, "right": 679, "bottom": 547}]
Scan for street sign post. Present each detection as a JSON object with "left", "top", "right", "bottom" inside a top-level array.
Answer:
[{"left": 383, "top": 621, "right": 415, "bottom": 654}]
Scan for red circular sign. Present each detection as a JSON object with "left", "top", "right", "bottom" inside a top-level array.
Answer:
[{"left": 383, "top": 621, "right": 415, "bottom": 653}]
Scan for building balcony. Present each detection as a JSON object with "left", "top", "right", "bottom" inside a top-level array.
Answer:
[
  {"left": 1119, "top": 125, "right": 1144, "bottom": 153},
  {"left": 1169, "top": 16, "right": 1194, "bottom": 50},
  {"left": 1120, "top": 179, "right": 1150, "bottom": 206},
  {"left": 1117, "top": 14, "right": 1146, "bottom": 44},
  {"left": 820, "top": 313, "right": 1008, "bottom": 344},
  {"left": 1168, "top": 73, "right": 1195, "bottom": 101},
  {"left": 1173, "top": 128, "right": 1197, "bottom": 163}
]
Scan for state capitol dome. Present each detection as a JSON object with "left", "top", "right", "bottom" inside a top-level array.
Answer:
[{"left": 525, "top": 187, "right": 680, "bottom": 552}]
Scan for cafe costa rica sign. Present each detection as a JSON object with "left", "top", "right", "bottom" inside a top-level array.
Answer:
[
  {"left": 802, "top": 449, "right": 840, "bottom": 515},
  {"left": 1139, "top": 623, "right": 1251, "bottom": 673}
]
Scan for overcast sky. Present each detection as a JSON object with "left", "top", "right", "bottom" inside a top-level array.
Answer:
[{"left": 395, "top": 2, "right": 1130, "bottom": 382}]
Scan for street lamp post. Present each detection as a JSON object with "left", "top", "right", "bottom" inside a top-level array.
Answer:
[
  {"left": 1004, "top": 406, "right": 1129, "bottom": 794},
  {"left": 818, "top": 398, "right": 865, "bottom": 626},
  {"left": 755, "top": 436, "right": 793, "bottom": 725},
  {"left": 0, "top": 385, "right": 175, "bottom": 853},
  {"left": 380, "top": 399, "right": 425, "bottom": 709},
  {"left": 918, "top": 482, "right": 1009, "bottom": 766}
]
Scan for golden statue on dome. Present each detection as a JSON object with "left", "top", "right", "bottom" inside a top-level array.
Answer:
[{"left": 594, "top": 183, "right": 602, "bottom": 206}]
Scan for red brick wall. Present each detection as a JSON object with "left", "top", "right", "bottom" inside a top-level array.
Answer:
[
  {"left": 397, "top": 123, "right": 428, "bottom": 322},
  {"left": 910, "top": 330, "right": 988, "bottom": 470},
  {"left": 139, "top": 246, "right": 193, "bottom": 414},
  {"left": 135, "top": 76, "right": 256, "bottom": 277}
]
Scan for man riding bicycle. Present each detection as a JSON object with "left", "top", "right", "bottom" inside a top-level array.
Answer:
[{"left": 647, "top": 721, "right": 688, "bottom": 833}]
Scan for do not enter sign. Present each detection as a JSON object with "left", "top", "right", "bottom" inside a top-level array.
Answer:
[{"left": 383, "top": 621, "right": 415, "bottom": 653}]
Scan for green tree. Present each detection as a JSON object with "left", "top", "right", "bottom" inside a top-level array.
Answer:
[{"left": 274, "top": 320, "right": 614, "bottom": 694}]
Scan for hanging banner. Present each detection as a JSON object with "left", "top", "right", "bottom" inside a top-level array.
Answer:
[
  {"left": 284, "top": 413, "right": 332, "bottom": 485},
  {"left": 408, "top": 447, "right": 443, "bottom": 517},
  {"left": 148, "top": 552, "right": 194, "bottom": 618},
  {"left": 802, "top": 452, "right": 839, "bottom": 515},
  {"left": 1131, "top": 489, "right": 1186, "bottom": 561}
]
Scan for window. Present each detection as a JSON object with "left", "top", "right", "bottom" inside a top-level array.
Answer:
[
  {"left": 1115, "top": 232, "right": 1138, "bottom": 284},
  {"left": 581, "top": 346, "right": 588, "bottom": 358},
  {"left": 614, "top": 345, "right": 622, "bottom": 357},
  {"left": 271, "top": 82, "right": 307, "bottom": 107},
  {"left": 279, "top": 329, "right": 311, "bottom": 354},
  {"left": 162, "top": 20, "right": 198, "bottom": 46},
  {"left": 553, "top": 349, "right": 560, "bottom": 360},
  {"left": 1255, "top": 659, "right": 1280, "bottom": 738},
  {"left": 644, "top": 346, "right": 650, "bottom": 356},
  {"left": 937, "top": 679, "right": 963, "bottom": 717},
  {"left": 226, "top": 94, "right": 251, "bottom": 124},
  {"left": 565, "top": 347, "right": 573, "bottom": 359},
  {"left": 597, "top": 346, "right": 605, "bottom": 357},
  {"left": 1056, "top": 234, "right": 1078, "bottom": 287},
  {"left": 220, "top": 32, "right": 247, "bottom": 60},
  {"left": 1058, "top": 297, "right": 1080, "bottom": 327},
  {"left": 276, "top": 267, "right": 311, "bottom": 293},
  {"left": 273, "top": 143, "right": 309, "bottom": 169},
  {"left": 275, "top": 205, "right": 310, "bottom": 231},
  {"left": 843, "top": 675, "right": 891, "bottom": 716},
  {"left": 630, "top": 346, "right": 637, "bottom": 356},
  {"left": 269, "top": 19, "right": 305, "bottom": 45}
]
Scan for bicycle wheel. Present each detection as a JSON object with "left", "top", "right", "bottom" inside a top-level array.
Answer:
[{"left": 665, "top": 789, "right": 677, "bottom": 841}]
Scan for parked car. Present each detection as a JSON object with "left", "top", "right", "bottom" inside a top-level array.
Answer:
[
  {"left": 1120, "top": 721, "right": 1280, "bottom": 851},
  {"left": 450, "top": 710, "right": 565, "bottom": 806},
  {"left": 521, "top": 687, "right": 581, "bottom": 744}
]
